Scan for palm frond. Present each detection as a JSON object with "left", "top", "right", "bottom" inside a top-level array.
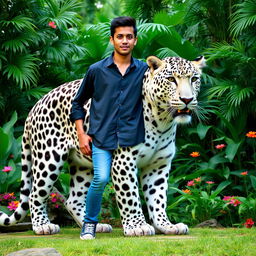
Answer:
[
  {"left": 3, "top": 54, "right": 39, "bottom": 89},
  {"left": 0, "top": 15, "right": 35, "bottom": 32},
  {"left": 24, "top": 86, "right": 52, "bottom": 100},
  {"left": 1, "top": 36, "right": 31, "bottom": 53},
  {"left": 230, "top": 0, "right": 256, "bottom": 37},
  {"left": 226, "top": 86, "right": 255, "bottom": 107}
]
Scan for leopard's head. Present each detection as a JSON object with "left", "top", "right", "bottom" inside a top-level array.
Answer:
[{"left": 144, "top": 56, "right": 205, "bottom": 124}]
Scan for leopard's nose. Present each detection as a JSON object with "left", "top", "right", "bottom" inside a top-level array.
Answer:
[{"left": 179, "top": 97, "right": 193, "bottom": 105}]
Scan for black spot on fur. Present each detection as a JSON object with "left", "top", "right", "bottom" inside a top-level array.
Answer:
[
  {"left": 21, "top": 202, "right": 29, "bottom": 210},
  {"left": 49, "top": 164, "right": 56, "bottom": 172},
  {"left": 4, "top": 218, "right": 10, "bottom": 225},
  {"left": 34, "top": 200, "right": 41, "bottom": 206},
  {"left": 154, "top": 178, "right": 165, "bottom": 186},
  {"left": 50, "top": 174, "right": 58, "bottom": 181},
  {"left": 122, "top": 184, "right": 129, "bottom": 191},
  {"left": 76, "top": 176, "right": 84, "bottom": 182},
  {"left": 38, "top": 180, "right": 45, "bottom": 187},
  {"left": 21, "top": 189, "right": 30, "bottom": 196},
  {"left": 52, "top": 150, "right": 60, "bottom": 162},
  {"left": 39, "top": 190, "right": 47, "bottom": 197},
  {"left": 142, "top": 184, "right": 148, "bottom": 191},
  {"left": 149, "top": 189, "right": 156, "bottom": 195},
  {"left": 14, "top": 212, "right": 21, "bottom": 220}
]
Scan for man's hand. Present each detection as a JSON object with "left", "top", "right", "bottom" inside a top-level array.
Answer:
[
  {"left": 74, "top": 119, "right": 92, "bottom": 156},
  {"left": 78, "top": 133, "right": 92, "bottom": 156}
]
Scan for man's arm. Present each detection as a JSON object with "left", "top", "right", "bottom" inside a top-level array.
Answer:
[
  {"left": 70, "top": 67, "right": 94, "bottom": 156},
  {"left": 75, "top": 119, "right": 92, "bottom": 156}
]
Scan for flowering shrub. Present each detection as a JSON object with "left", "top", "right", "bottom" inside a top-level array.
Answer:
[
  {"left": 168, "top": 178, "right": 231, "bottom": 225},
  {"left": 244, "top": 218, "right": 254, "bottom": 228},
  {"left": 48, "top": 192, "right": 65, "bottom": 209},
  {"left": 223, "top": 196, "right": 242, "bottom": 207}
]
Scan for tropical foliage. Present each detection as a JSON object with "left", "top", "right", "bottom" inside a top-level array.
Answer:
[{"left": 0, "top": 0, "right": 256, "bottom": 228}]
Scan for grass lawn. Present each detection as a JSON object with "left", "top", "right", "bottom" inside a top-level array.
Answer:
[{"left": 1, "top": 227, "right": 256, "bottom": 256}]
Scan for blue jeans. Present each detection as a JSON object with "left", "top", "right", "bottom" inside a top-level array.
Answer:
[{"left": 84, "top": 143, "right": 113, "bottom": 223}]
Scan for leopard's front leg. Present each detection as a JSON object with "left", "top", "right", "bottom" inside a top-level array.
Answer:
[
  {"left": 111, "top": 149, "right": 155, "bottom": 236},
  {"left": 141, "top": 164, "right": 189, "bottom": 235}
]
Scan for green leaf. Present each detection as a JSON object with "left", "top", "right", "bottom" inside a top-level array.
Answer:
[
  {"left": 225, "top": 138, "right": 242, "bottom": 162},
  {"left": 250, "top": 175, "right": 256, "bottom": 191},
  {"left": 211, "top": 181, "right": 231, "bottom": 198},
  {"left": 197, "top": 123, "right": 212, "bottom": 140},
  {"left": 3, "top": 112, "right": 17, "bottom": 134},
  {"left": 0, "top": 205, "right": 12, "bottom": 215},
  {"left": 0, "top": 128, "right": 9, "bottom": 162}
]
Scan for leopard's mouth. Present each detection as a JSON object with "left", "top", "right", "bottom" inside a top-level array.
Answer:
[{"left": 173, "top": 107, "right": 192, "bottom": 117}]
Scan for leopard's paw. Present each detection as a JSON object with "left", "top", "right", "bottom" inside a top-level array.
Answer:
[
  {"left": 33, "top": 223, "right": 60, "bottom": 235},
  {"left": 96, "top": 223, "right": 112, "bottom": 233},
  {"left": 124, "top": 224, "right": 155, "bottom": 236}
]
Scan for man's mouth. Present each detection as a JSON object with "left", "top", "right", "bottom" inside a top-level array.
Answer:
[{"left": 173, "top": 108, "right": 192, "bottom": 117}]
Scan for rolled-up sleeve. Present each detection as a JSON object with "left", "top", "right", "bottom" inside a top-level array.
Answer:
[{"left": 70, "top": 67, "right": 94, "bottom": 122}]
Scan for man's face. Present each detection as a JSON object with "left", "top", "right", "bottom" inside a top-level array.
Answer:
[{"left": 110, "top": 26, "right": 137, "bottom": 56}]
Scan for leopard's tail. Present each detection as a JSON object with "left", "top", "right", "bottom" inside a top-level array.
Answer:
[{"left": 0, "top": 120, "right": 32, "bottom": 226}]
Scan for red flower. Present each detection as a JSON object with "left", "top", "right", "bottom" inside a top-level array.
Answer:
[
  {"left": 246, "top": 131, "right": 256, "bottom": 138},
  {"left": 241, "top": 171, "right": 248, "bottom": 176},
  {"left": 206, "top": 181, "right": 215, "bottom": 184},
  {"left": 190, "top": 152, "right": 200, "bottom": 157},
  {"left": 48, "top": 21, "right": 57, "bottom": 29},
  {"left": 187, "top": 180, "right": 195, "bottom": 186},
  {"left": 215, "top": 144, "right": 226, "bottom": 149},
  {"left": 2, "top": 166, "right": 12, "bottom": 172},
  {"left": 244, "top": 218, "right": 254, "bottom": 228}
]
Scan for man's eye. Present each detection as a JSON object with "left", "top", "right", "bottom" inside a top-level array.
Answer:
[
  {"left": 117, "top": 35, "right": 123, "bottom": 39},
  {"left": 126, "top": 34, "right": 134, "bottom": 40}
]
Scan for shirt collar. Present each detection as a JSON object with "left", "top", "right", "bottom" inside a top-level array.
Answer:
[{"left": 105, "top": 53, "right": 137, "bottom": 69}]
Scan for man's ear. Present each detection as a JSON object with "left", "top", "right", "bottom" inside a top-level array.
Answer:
[
  {"left": 146, "top": 56, "right": 164, "bottom": 74},
  {"left": 110, "top": 36, "right": 114, "bottom": 46}
]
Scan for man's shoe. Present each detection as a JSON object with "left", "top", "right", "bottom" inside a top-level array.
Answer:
[{"left": 80, "top": 222, "right": 97, "bottom": 240}]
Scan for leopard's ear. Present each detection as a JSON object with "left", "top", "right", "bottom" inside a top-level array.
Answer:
[
  {"left": 146, "top": 56, "right": 164, "bottom": 74},
  {"left": 192, "top": 56, "right": 206, "bottom": 71}
]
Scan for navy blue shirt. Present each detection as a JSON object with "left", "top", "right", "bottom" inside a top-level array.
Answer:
[{"left": 70, "top": 54, "right": 148, "bottom": 150}]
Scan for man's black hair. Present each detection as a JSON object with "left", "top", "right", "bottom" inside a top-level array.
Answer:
[{"left": 110, "top": 16, "right": 137, "bottom": 37}]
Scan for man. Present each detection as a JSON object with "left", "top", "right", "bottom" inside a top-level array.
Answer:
[{"left": 70, "top": 16, "right": 148, "bottom": 240}]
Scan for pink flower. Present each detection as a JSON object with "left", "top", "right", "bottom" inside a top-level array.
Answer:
[
  {"left": 54, "top": 204, "right": 60, "bottom": 208},
  {"left": 215, "top": 144, "right": 226, "bottom": 149},
  {"left": 7, "top": 201, "right": 19, "bottom": 211},
  {"left": 223, "top": 196, "right": 241, "bottom": 206},
  {"left": 48, "top": 21, "right": 57, "bottom": 29},
  {"left": 206, "top": 181, "right": 215, "bottom": 184},
  {"left": 223, "top": 196, "right": 232, "bottom": 201},
  {"left": 187, "top": 180, "right": 195, "bottom": 186},
  {"left": 241, "top": 171, "right": 248, "bottom": 176},
  {"left": 2, "top": 166, "right": 12, "bottom": 172},
  {"left": 244, "top": 218, "right": 254, "bottom": 228},
  {"left": 51, "top": 197, "right": 57, "bottom": 203}
]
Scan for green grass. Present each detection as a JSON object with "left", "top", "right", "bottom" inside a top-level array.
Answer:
[{"left": 1, "top": 227, "right": 256, "bottom": 256}]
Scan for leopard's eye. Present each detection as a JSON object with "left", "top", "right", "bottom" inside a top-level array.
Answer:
[
  {"left": 169, "top": 77, "right": 176, "bottom": 83},
  {"left": 191, "top": 77, "right": 198, "bottom": 82}
]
